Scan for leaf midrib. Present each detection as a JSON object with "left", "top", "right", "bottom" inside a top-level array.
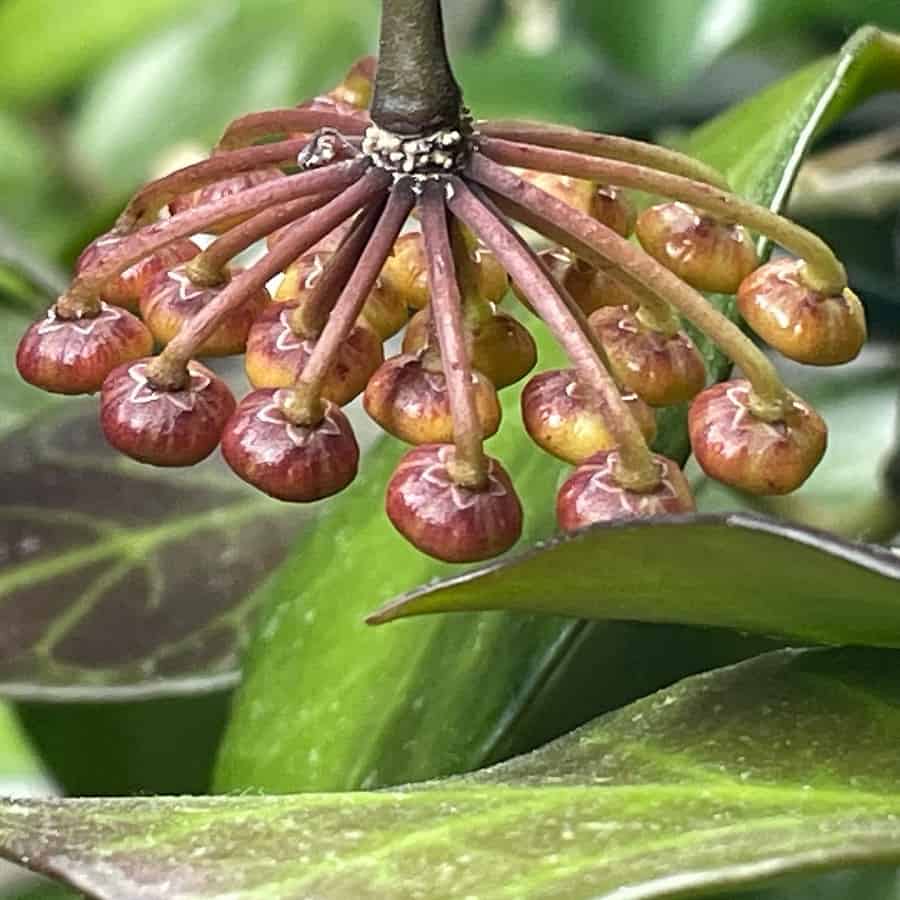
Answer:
[{"left": 0, "top": 496, "right": 276, "bottom": 599}]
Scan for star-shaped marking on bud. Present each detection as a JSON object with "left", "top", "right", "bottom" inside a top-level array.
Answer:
[
  {"left": 168, "top": 269, "right": 208, "bottom": 303},
  {"left": 579, "top": 452, "right": 678, "bottom": 516},
  {"left": 257, "top": 390, "right": 341, "bottom": 448},
  {"left": 126, "top": 361, "right": 211, "bottom": 412},
  {"left": 38, "top": 302, "right": 122, "bottom": 337},
  {"left": 706, "top": 383, "right": 786, "bottom": 454},
  {"left": 417, "top": 445, "right": 509, "bottom": 511},
  {"left": 275, "top": 309, "right": 315, "bottom": 353}
]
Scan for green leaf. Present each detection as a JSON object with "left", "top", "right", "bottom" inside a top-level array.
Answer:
[
  {"left": 71, "top": 0, "right": 377, "bottom": 196},
  {"left": 367, "top": 512, "right": 900, "bottom": 636},
  {"left": 572, "top": 0, "right": 752, "bottom": 89},
  {"left": 16, "top": 692, "right": 232, "bottom": 795},
  {"left": 0, "top": 114, "right": 80, "bottom": 261},
  {"left": 11, "top": 649, "right": 900, "bottom": 899},
  {"left": 0, "top": 0, "right": 206, "bottom": 105},
  {"left": 456, "top": 27, "right": 596, "bottom": 126},
  {"left": 216, "top": 28, "right": 900, "bottom": 794},
  {"left": 0, "top": 222, "right": 68, "bottom": 310},
  {"left": 0, "top": 310, "right": 304, "bottom": 699},
  {"left": 572, "top": 0, "right": 900, "bottom": 88}
]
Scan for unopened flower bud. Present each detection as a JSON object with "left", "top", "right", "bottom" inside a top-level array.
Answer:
[
  {"left": 636, "top": 202, "right": 758, "bottom": 294},
  {"left": 737, "top": 258, "right": 866, "bottom": 365},
  {"left": 688, "top": 379, "right": 827, "bottom": 494},
  {"left": 386, "top": 443, "right": 522, "bottom": 562}
]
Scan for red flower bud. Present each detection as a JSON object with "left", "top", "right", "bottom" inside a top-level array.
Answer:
[
  {"left": 737, "top": 258, "right": 866, "bottom": 365},
  {"left": 140, "top": 265, "right": 269, "bottom": 357},
  {"left": 222, "top": 389, "right": 359, "bottom": 501},
  {"left": 328, "top": 55, "right": 377, "bottom": 109},
  {"left": 589, "top": 305, "right": 707, "bottom": 406},
  {"left": 380, "top": 232, "right": 507, "bottom": 311},
  {"left": 363, "top": 354, "right": 501, "bottom": 445},
  {"left": 688, "top": 379, "right": 827, "bottom": 494},
  {"left": 557, "top": 450, "right": 694, "bottom": 531},
  {"left": 16, "top": 303, "right": 153, "bottom": 395},
  {"left": 591, "top": 184, "right": 636, "bottom": 238},
  {"left": 521, "top": 368, "right": 656, "bottom": 463},
  {"left": 169, "top": 168, "right": 284, "bottom": 235},
  {"left": 386, "top": 444, "right": 523, "bottom": 562},
  {"left": 100, "top": 358, "right": 235, "bottom": 466},
  {"left": 76, "top": 234, "right": 198, "bottom": 313},
  {"left": 276, "top": 251, "right": 408, "bottom": 340},
  {"left": 636, "top": 202, "right": 758, "bottom": 294},
  {"left": 244, "top": 304, "right": 383, "bottom": 404},
  {"left": 513, "top": 249, "right": 640, "bottom": 317},
  {"left": 402, "top": 306, "right": 537, "bottom": 389}
]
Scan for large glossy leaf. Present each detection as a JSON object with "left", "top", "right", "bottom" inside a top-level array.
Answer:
[
  {"left": 0, "top": 308, "right": 303, "bottom": 699},
  {"left": 216, "top": 29, "right": 900, "bottom": 794},
  {"left": 12, "top": 649, "right": 900, "bottom": 899},
  {"left": 367, "top": 512, "right": 900, "bottom": 635}
]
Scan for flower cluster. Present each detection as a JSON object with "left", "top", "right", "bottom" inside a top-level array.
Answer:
[{"left": 16, "top": 53, "right": 865, "bottom": 563}]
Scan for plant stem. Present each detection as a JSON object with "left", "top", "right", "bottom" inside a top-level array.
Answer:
[
  {"left": 449, "top": 178, "right": 660, "bottom": 491},
  {"left": 469, "top": 153, "right": 791, "bottom": 420},
  {"left": 370, "top": 0, "right": 464, "bottom": 134},
  {"left": 185, "top": 193, "right": 336, "bottom": 286},
  {"left": 419, "top": 181, "right": 489, "bottom": 488},
  {"left": 479, "top": 120, "right": 729, "bottom": 189},
  {"left": 146, "top": 168, "right": 390, "bottom": 390},
  {"left": 64, "top": 160, "right": 369, "bottom": 315},
  {"left": 289, "top": 200, "right": 386, "bottom": 337},
  {"left": 117, "top": 138, "right": 314, "bottom": 229},
  {"left": 289, "top": 184, "right": 414, "bottom": 424},
  {"left": 480, "top": 137, "right": 847, "bottom": 294}
]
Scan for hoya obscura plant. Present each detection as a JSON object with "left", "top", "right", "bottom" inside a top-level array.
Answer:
[{"left": 14, "top": 0, "right": 867, "bottom": 564}]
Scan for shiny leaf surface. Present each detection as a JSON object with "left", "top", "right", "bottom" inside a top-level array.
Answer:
[
  {"left": 11, "top": 649, "right": 900, "bottom": 899},
  {"left": 367, "top": 513, "right": 900, "bottom": 638}
]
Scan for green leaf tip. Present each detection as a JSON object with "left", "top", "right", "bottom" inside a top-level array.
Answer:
[{"left": 367, "top": 513, "right": 900, "bottom": 643}]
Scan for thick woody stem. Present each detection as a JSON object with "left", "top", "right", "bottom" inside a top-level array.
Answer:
[
  {"left": 117, "top": 138, "right": 314, "bottom": 229},
  {"left": 370, "top": 0, "right": 464, "bottom": 134},
  {"left": 146, "top": 167, "right": 390, "bottom": 390},
  {"left": 217, "top": 108, "right": 368, "bottom": 151},
  {"left": 479, "top": 120, "right": 729, "bottom": 189},
  {"left": 185, "top": 193, "right": 338, "bottom": 286},
  {"left": 448, "top": 177, "right": 660, "bottom": 491},
  {"left": 287, "top": 183, "right": 414, "bottom": 425},
  {"left": 468, "top": 153, "right": 790, "bottom": 420},
  {"left": 479, "top": 137, "right": 847, "bottom": 294},
  {"left": 419, "top": 181, "right": 489, "bottom": 488},
  {"left": 63, "top": 159, "right": 369, "bottom": 318},
  {"left": 289, "top": 199, "right": 387, "bottom": 337}
]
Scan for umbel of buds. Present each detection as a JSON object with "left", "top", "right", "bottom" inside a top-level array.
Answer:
[{"left": 16, "top": 0, "right": 864, "bottom": 563}]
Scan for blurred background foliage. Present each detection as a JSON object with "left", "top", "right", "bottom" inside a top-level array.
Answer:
[{"left": 0, "top": 1, "right": 898, "bottom": 898}]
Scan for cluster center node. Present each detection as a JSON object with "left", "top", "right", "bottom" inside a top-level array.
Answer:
[{"left": 362, "top": 123, "right": 471, "bottom": 180}]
